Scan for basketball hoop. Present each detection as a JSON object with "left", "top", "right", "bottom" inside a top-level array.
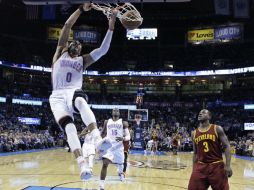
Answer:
[
  {"left": 135, "top": 114, "right": 142, "bottom": 125},
  {"left": 91, "top": 3, "right": 143, "bottom": 29}
]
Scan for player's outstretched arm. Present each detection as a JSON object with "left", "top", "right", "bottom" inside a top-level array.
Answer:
[
  {"left": 83, "top": 9, "right": 118, "bottom": 70},
  {"left": 52, "top": 3, "right": 91, "bottom": 63},
  {"left": 217, "top": 125, "right": 233, "bottom": 177},
  {"left": 191, "top": 131, "right": 197, "bottom": 168}
]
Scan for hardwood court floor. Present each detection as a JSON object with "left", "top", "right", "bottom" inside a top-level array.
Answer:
[{"left": 0, "top": 149, "right": 254, "bottom": 190}]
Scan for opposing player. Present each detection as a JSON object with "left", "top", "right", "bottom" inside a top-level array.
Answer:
[
  {"left": 49, "top": 3, "right": 118, "bottom": 180},
  {"left": 99, "top": 108, "right": 130, "bottom": 190},
  {"left": 188, "top": 109, "right": 233, "bottom": 190},
  {"left": 151, "top": 130, "right": 158, "bottom": 155},
  {"left": 172, "top": 133, "right": 179, "bottom": 155}
]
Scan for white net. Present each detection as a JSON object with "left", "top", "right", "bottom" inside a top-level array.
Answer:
[
  {"left": 91, "top": 2, "right": 143, "bottom": 23},
  {"left": 135, "top": 114, "right": 141, "bottom": 125}
]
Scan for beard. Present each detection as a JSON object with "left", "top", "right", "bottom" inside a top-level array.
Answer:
[{"left": 198, "top": 118, "right": 208, "bottom": 124}]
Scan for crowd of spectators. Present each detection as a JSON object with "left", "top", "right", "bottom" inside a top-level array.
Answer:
[
  {"left": 0, "top": 95, "right": 254, "bottom": 158},
  {"left": 230, "top": 136, "right": 254, "bottom": 157},
  {"left": 137, "top": 105, "right": 253, "bottom": 156},
  {"left": 0, "top": 102, "right": 56, "bottom": 152},
  {"left": 0, "top": 130, "right": 55, "bottom": 152}
]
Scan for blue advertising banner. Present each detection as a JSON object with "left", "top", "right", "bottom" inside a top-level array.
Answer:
[
  {"left": 207, "top": 100, "right": 254, "bottom": 108},
  {"left": 133, "top": 124, "right": 143, "bottom": 150},
  {"left": 214, "top": 26, "right": 242, "bottom": 40},
  {"left": 18, "top": 117, "right": 41, "bottom": 125},
  {"left": 74, "top": 31, "right": 99, "bottom": 43},
  {"left": 12, "top": 98, "right": 42, "bottom": 106}
]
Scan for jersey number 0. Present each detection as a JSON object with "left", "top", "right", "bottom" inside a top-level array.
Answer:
[{"left": 66, "top": 72, "right": 72, "bottom": 82}]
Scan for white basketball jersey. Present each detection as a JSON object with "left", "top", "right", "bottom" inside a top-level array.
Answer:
[
  {"left": 52, "top": 52, "right": 83, "bottom": 90},
  {"left": 106, "top": 118, "right": 123, "bottom": 143}
]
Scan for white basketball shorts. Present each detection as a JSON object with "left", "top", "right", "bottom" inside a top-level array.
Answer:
[
  {"left": 102, "top": 142, "right": 124, "bottom": 164},
  {"left": 49, "top": 88, "right": 95, "bottom": 125}
]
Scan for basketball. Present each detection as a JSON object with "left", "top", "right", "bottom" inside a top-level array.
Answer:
[{"left": 120, "top": 10, "right": 143, "bottom": 30}]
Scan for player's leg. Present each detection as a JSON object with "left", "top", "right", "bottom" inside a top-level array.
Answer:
[
  {"left": 82, "top": 143, "right": 89, "bottom": 168},
  {"left": 50, "top": 94, "right": 87, "bottom": 180},
  {"left": 208, "top": 162, "right": 229, "bottom": 190},
  {"left": 123, "top": 151, "right": 128, "bottom": 175},
  {"left": 85, "top": 143, "right": 95, "bottom": 169},
  {"left": 81, "top": 133, "right": 97, "bottom": 179},
  {"left": 147, "top": 144, "right": 151, "bottom": 155},
  {"left": 153, "top": 141, "right": 158, "bottom": 155},
  {"left": 59, "top": 116, "right": 92, "bottom": 180},
  {"left": 188, "top": 163, "right": 209, "bottom": 190},
  {"left": 151, "top": 144, "right": 155, "bottom": 156},
  {"left": 173, "top": 145, "right": 177, "bottom": 155},
  {"left": 99, "top": 158, "right": 111, "bottom": 190},
  {"left": 114, "top": 148, "right": 125, "bottom": 181},
  {"left": 72, "top": 90, "right": 102, "bottom": 147},
  {"left": 155, "top": 140, "right": 158, "bottom": 153},
  {"left": 88, "top": 154, "right": 95, "bottom": 168},
  {"left": 117, "top": 164, "right": 124, "bottom": 181}
]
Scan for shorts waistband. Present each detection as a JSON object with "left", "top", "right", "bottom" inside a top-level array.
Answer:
[
  {"left": 52, "top": 88, "right": 78, "bottom": 93},
  {"left": 198, "top": 160, "right": 223, "bottom": 164}
]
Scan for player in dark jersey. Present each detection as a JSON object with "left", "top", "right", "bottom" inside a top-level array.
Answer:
[
  {"left": 172, "top": 134, "right": 178, "bottom": 155},
  {"left": 188, "top": 109, "right": 232, "bottom": 190}
]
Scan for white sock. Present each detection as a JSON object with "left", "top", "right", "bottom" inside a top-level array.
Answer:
[
  {"left": 88, "top": 155, "right": 94, "bottom": 169},
  {"left": 65, "top": 123, "right": 81, "bottom": 151},
  {"left": 84, "top": 158, "right": 88, "bottom": 168},
  {"left": 117, "top": 164, "right": 123, "bottom": 174},
  {"left": 99, "top": 180, "right": 105, "bottom": 189},
  {"left": 91, "top": 128, "right": 102, "bottom": 147},
  {"left": 77, "top": 156, "right": 85, "bottom": 169}
]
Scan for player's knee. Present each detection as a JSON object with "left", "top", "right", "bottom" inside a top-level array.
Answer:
[
  {"left": 75, "top": 96, "right": 86, "bottom": 105},
  {"left": 102, "top": 163, "right": 108, "bottom": 169},
  {"left": 73, "top": 89, "right": 89, "bottom": 112},
  {"left": 74, "top": 97, "right": 86, "bottom": 110},
  {"left": 59, "top": 116, "right": 74, "bottom": 130},
  {"left": 65, "top": 123, "right": 77, "bottom": 135},
  {"left": 102, "top": 158, "right": 110, "bottom": 167}
]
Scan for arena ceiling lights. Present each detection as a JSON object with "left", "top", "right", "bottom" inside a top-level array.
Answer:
[
  {"left": 1, "top": 61, "right": 254, "bottom": 77},
  {"left": 23, "top": 0, "right": 191, "bottom": 5}
]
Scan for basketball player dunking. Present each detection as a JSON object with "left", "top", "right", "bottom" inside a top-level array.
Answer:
[
  {"left": 99, "top": 108, "right": 130, "bottom": 190},
  {"left": 49, "top": 3, "right": 118, "bottom": 180},
  {"left": 188, "top": 109, "right": 233, "bottom": 190}
]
